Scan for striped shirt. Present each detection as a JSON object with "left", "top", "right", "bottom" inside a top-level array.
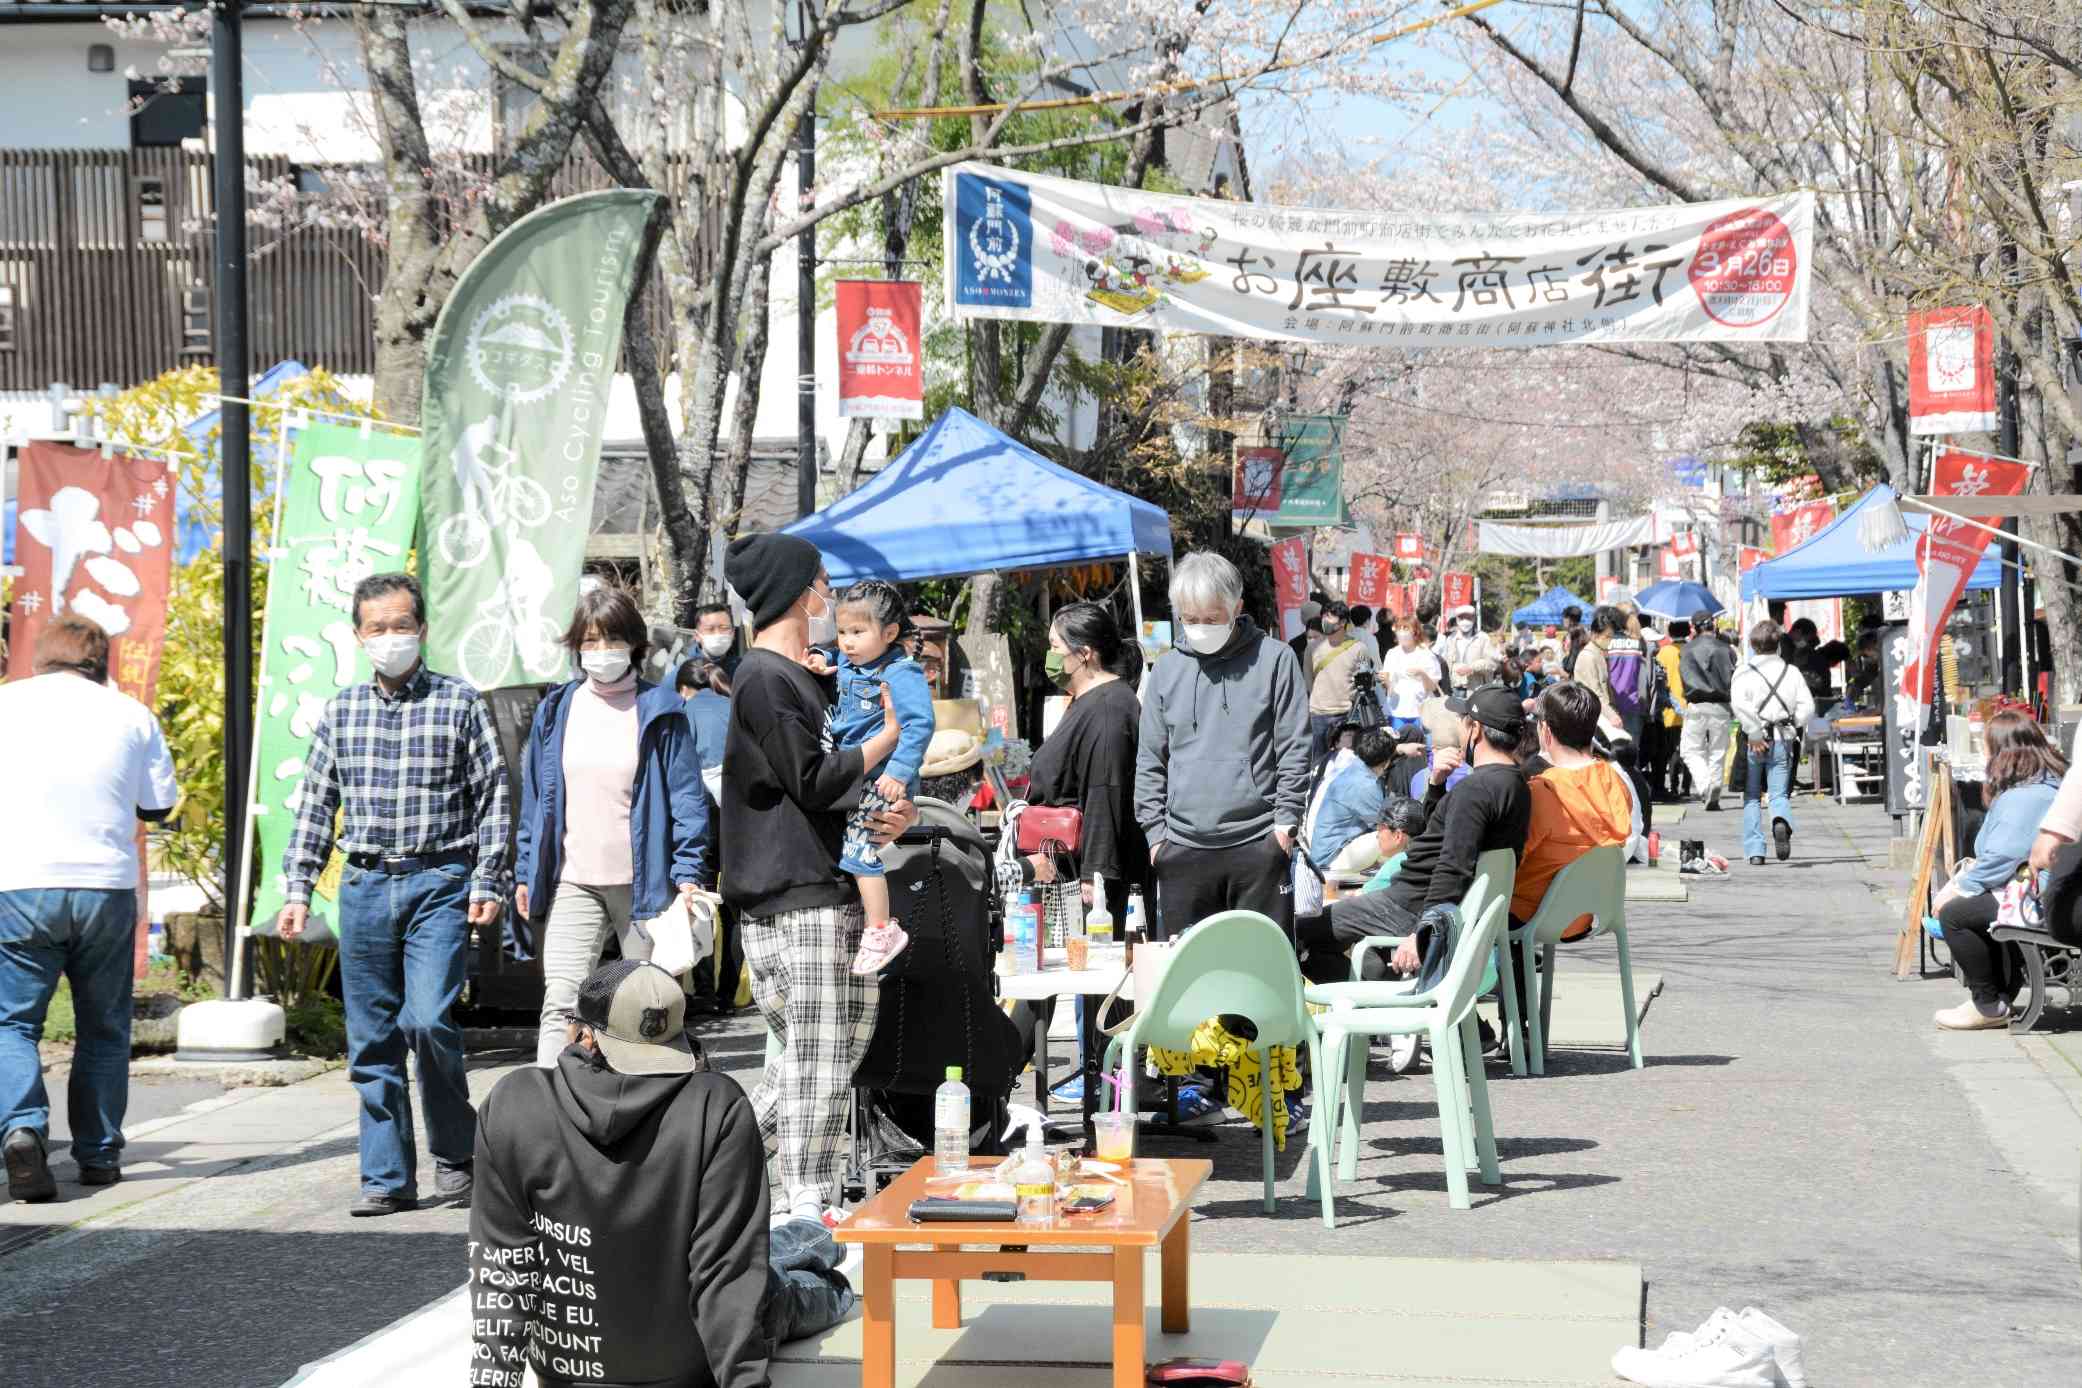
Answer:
[{"left": 282, "top": 664, "right": 511, "bottom": 906}]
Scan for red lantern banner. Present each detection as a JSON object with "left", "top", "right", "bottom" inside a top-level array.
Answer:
[
  {"left": 835, "top": 280, "right": 924, "bottom": 419},
  {"left": 1907, "top": 306, "right": 1996, "bottom": 437}
]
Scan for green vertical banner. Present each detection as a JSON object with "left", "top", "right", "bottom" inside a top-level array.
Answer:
[
  {"left": 421, "top": 190, "right": 665, "bottom": 688},
  {"left": 1275, "top": 414, "right": 1347, "bottom": 526},
  {"left": 249, "top": 423, "right": 425, "bottom": 940}
]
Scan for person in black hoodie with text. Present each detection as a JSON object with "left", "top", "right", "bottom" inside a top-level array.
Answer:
[{"left": 469, "top": 960, "right": 772, "bottom": 1388}]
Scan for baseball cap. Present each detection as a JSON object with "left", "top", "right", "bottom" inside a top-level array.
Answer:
[
  {"left": 574, "top": 959, "right": 696, "bottom": 1075},
  {"left": 1447, "top": 685, "right": 1527, "bottom": 736}
]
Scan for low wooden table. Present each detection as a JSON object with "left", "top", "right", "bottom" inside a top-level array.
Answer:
[{"left": 834, "top": 1156, "right": 1211, "bottom": 1388}]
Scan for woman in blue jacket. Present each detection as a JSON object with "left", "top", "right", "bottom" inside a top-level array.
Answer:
[
  {"left": 515, "top": 586, "right": 709, "bottom": 1066},
  {"left": 1933, "top": 710, "right": 2067, "bottom": 1031}
]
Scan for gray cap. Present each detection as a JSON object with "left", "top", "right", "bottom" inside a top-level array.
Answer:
[{"left": 574, "top": 960, "right": 695, "bottom": 1075}]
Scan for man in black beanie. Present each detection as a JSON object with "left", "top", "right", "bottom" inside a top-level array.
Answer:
[{"left": 718, "top": 533, "right": 915, "bottom": 1220}]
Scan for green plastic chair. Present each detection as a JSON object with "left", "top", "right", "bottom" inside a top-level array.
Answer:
[
  {"left": 1101, "top": 910, "right": 1324, "bottom": 1214},
  {"left": 1343, "top": 849, "right": 1525, "bottom": 1064},
  {"left": 1508, "top": 844, "right": 1638, "bottom": 1075},
  {"left": 1303, "top": 894, "right": 1513, "bottom": 1224}
]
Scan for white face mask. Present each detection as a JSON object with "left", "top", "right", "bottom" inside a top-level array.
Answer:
[
  {"left": 362, "top": 633, "right": 421, "bottom": 679},
  {"left": 698, "top": 632, "right": 735, "bottom": 659},
  {"left": 803, "top": 589, "right": 838, "bottom": 646},
  {"left": 1180, "top": 621, "right": 1233, "bottom": 655},
  {"left": 580, "top": 646, "right": 632, "bottom": 684},
  {"left": 1458, "top": 618, "right": 1475, "bottom": 635}
]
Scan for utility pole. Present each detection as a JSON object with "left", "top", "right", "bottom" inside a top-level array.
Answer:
[
  {"left": 1998, "top": 240, "right": 2023, "bottom": 696},
  {"left": 213, "top": 0, "right": 252, "bottom": 999},
  {"left": 795, "top": 80, "right": 818, "bottom": 519}
]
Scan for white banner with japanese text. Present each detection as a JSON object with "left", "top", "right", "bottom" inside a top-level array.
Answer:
[
  {"left": 944, "top": 163, "right": 1813, "bottom": 346},
  {"left": 248, "top": 423, "right": 424, "bottom": 940}
]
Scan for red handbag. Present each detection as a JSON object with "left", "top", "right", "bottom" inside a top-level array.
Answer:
[{"left": 1016, "top": 804, "right": 1084, "bottom": 855}]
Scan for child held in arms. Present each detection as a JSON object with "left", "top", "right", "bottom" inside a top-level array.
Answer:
[{"left": 826, "top": 580, "right": 935, "bottom": 974}]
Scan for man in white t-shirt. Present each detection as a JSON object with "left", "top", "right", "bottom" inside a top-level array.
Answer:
[
  {"left": 0, "top": 617, "right": 178, "bottom": 1203},
  {"left": 1377, "top": 618, "right": 1443, "bottom": 737}
]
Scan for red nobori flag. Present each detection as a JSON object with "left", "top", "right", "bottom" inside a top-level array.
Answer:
[
  {"left": 1907, "top": 306, "right": 1997, "bottom": 437},
  {"left": 1769, "top": 500, "right": 1834, "bottom": 554},
  {"left": 1233, "top": 444, "right": 1284, "bottom": 521},
  {"left": 1440, "top": 571, "right": 1474, "bottom": 611},
  {"left": 1391, "top": 531, "right": 1425, "bottom": 561},
  {"left": 1900, "top": 450, "right": 2028, "bottom": 712},
  {"left": 1669, "top": 530, "right": 1697, "bottom": 557},
  {"left": 1737, "top": 546, "right": 1769, "bottom": 573},
  {"left": 6, "top": 441, "right": 178, "bottom": 704},
  {"left": 835, "top": 280, "right": 924, "bottom": 420},
  {"left": 1345, "top": 552, "right": 1392, "bottom": 607}
]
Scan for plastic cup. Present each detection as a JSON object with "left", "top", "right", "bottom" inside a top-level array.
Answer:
[{"left": 1092, "top": 1112, "right": 1134, "bottom": 1162}]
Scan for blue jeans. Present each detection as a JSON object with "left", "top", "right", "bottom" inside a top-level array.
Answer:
[
  {"left": 0, "top": 888, "right": 136, "bottom": 1167},
  {"left": 337, "top": 862, "right": 476, "bottom": 1198},
  {"left": 1743, "top": 739, "right": 1795, "bottom": 859},
  {"left": 763, "top": 1216, "right": 857, "bottom": 1345}
]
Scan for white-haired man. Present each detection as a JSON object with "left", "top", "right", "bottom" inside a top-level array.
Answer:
[{"left": 1135, "top": 552, "right": 1311, "bottom": 941}]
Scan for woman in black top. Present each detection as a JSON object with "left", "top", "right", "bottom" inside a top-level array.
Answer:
[{"left": 1022, "top": 602, "right": 1149, "bottom": 919}]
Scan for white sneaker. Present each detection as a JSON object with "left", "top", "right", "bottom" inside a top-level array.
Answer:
[
  {"left": 1612, "top": 1307, "right": 1780, "bottom": 1387},
  {"left": 1738, "top": 1308, "right": 1807, "bottom": 1388},
  {"left": 1650, "top": 1307, "right": 1739, "bottom": 1357}
]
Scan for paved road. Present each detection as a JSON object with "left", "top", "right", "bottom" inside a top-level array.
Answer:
[
  {"left": 44, "top": 1066, "right": 225, "bottom": 1148},
  {"left": 0, "top": 797, "right": 2076, "bottom": 1386}
]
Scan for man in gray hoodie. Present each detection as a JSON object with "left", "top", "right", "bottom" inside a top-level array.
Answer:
[{"left": 1136, "top": 552, "right": 1312, "bottom": 941}]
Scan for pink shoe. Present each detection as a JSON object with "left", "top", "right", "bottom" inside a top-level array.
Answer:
[{"left": 851, "top": 920, "right": 909, "bottom": 975}]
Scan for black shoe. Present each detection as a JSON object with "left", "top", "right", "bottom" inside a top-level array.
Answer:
[
  {"left": 77, "top": 1165, "right": 121, "bottom": 1188},
  {"left": 1748, "top": 855, "right": 1766, "bottom": 866},
  {"left": 1773, "top": 818, "right": 1792, "bottom": 861},
  {"left": 3, "top": 1127, "right": 56, "bottom": 1203},
  {"left": 349, "top": 1192, "right": 418, "bottom": 1218},
  {"left": 435, "top": 1161, "right": 473, "bottom": 1206}
]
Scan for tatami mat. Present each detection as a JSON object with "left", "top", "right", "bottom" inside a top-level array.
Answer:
[{"left": 777, "top": 1251, "right": 1641, "bottom": 1386}]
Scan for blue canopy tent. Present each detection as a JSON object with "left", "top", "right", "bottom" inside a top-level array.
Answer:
[
  {"left": 1741, "top": 484, "right": 2000, "bottom": 601},
  {"left": 1, "top": 496, "right": 13, "bottom": 566},
  {"left": 1512, "top": 585, "right": 1592, "bottom": 627},
  {"left": 780, "top": 406, "right": 1173, "bottom": 585}
]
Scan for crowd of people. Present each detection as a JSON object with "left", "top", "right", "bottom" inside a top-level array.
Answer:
[{"left": 8, "top": 536, "right": 2082, "bottom": 1388}]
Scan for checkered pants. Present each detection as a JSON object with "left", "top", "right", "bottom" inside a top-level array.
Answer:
[{"left": 742, "top": 903, "right": 880, "bottom": 1205}]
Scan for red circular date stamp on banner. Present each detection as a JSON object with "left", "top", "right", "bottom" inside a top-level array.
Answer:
[{"left": 1687, "top": 208, "right": 1798, "bottom": 327}]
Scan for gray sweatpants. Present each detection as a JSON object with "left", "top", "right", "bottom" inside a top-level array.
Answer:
[{"left": 534, "top": 882, "right": 651, "bottom": 1068}]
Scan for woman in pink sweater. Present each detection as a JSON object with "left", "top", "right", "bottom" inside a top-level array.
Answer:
[{"left": 513, "top": 586, "right": 710, "bottom": 1066}]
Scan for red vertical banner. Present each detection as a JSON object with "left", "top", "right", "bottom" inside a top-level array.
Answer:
[
  {"left": 834, "top": 280, "right": 924, "bottom": 419},
  {"left": 1669, "top": 530, "right": 1698, "bottom": 557},
  {"left": 1233, "top": 444, "right": 1284, "bottom": 521},
  {"left": 1378, "top": 583, "right": 1416, "bottom": 622},
  {"left": 1346, "top": 551, "right": 1391, "bottom": 607},
  {"left": 1440, "top": 571, "right": 1474, "bottom": 612},
  {"left": 1269, "top": 535, "right": 1308, "bottom": 639},
  {"left": 1907, "top": 306, "right": 1997, "bottom": 436},
  {"left": 1769, "top": 500, "right": 1834, "bottom": 555},
  {"left": 6, "top": 442, "right": 177, "bottom": 704},
  {"left": 1391, "top": 532, "right": 1425, "bottom": 561},
  {"left": 1901, "top": 450, "right": 2028, "bottom": 712},
  {"left": 1657, "top": 548, "right": 1683, "bottom": 579},
  {"left": 1737, "top": 545, "right": 1768, "bottom": 573}
]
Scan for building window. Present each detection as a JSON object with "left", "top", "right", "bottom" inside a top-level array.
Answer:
[
  {"left": 0, "top": 284, "right": 16, "bottom": 353},
  {"left": 135, "top": 177, "right": 170, "bottom": 244},
  {"left": 130, "top": 78, "right": 206, "bottom": 149}
]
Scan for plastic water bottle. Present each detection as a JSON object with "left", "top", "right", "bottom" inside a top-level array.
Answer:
[{"left": 934, "top": 1066, "right": 970, "bottom": 1174}]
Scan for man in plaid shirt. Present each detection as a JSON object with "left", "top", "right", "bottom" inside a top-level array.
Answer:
[{"left": 278, "top": 572, "right": 510, "bottom": 1218}]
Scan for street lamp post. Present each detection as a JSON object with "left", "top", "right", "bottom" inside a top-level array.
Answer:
[{"left": 787, "top": 2, "right": 818, "bottom": 519}]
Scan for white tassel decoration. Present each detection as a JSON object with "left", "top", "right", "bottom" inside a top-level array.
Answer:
[{"left": 1858, "top": 494, "right": 1909, "bottom": 552}]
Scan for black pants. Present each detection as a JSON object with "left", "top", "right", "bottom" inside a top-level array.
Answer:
[
  {"left": 1153, "top": 835, "right": 1294, "bottom": 944},
  {"left": 1295, "top": 890, "right": 1418, "bottom": 982},
  {"left": 1938, "top": 891, "right": 2017, "bottom": 1005}
]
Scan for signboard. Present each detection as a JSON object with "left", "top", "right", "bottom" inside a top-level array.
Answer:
[
  {"left": 835, "top": 280, "right": 925, "bottom": 419},
  {"left": 1879, "top": 621, "right": 1919, "bottom": 814},
  {"left": 1900, "top": 450, "right": 2028, "bottom": 720},
  {"left": 1232, "top": 443, "right": 1283, "bottom": 521},
  {"left": 248, "top": 424, "right": 425, "bottom": 940},
  {"left": 944, "top": 163, "right": 1815, "bottom": 346},
  {"left": 1441, "top": 571, "right": 1475, "bottom": 612},
  {"left": 1907, "top": 306, "right": 1997, "bottom": 436},
  {"left": 1346, "top": 551, "right": 1392, "bottom": 607},
  {"left": 1273, "top": 415, "right": 1345, "bottom": 525},
  {"left": 421, "top": 189, "right": 663, "bottom": 689},
  {"left": 1669, "top": 530, "right": 1698, "bottom": 557},
  {"left": 1392, "top": 532, "right": 1425, "bottom": 561},
  {"left": 1738, "top": 545, "right": 1768, "bottom": 573},
  {"left": 5, "top": 441, "right": 176, "bottom": 704},
  {"left": 1269, "top": 535, "right": 1308, "bottom": 639}
]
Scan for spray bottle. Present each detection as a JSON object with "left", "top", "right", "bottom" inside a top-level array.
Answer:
[{"left": 1002, "top": 1104, "right": 1056, "bottom": 1227}]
